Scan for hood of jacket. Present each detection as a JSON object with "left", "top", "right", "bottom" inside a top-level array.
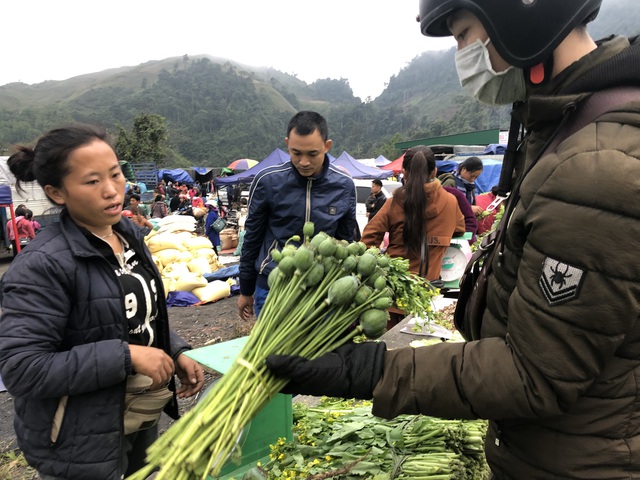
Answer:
[
  {"left": 515, "top": 36, "right": 640, "bottom": 131},
  {"left": 424, "top": 180, "right": 452, "bottom": 219},
  {"left": 394, "top": 180, "right": 451, "bottom": 219}
]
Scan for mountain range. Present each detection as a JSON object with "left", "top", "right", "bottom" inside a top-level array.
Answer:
[{"left": 0, "top": 0, "right": 636, "bottom": 168}]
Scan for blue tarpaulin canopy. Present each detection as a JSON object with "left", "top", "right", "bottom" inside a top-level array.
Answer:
[
  {"left": 216, "top": 148, "right": 290, "bottom": 186},
  {"left": 188, "top": 167, "right": 215, "bottom": 182},
  {"left": 483, "top": 144, "right": 507, "bottom": 155},
  {"left": 0, "top": 185, "right": 11, "bottom": 204},
  {"left": 158, "top": 168, "right": 194, "bottom": 184},
  {"left": 437, "top": 156, "right": 503, "bottom": 194},
  {"left": 332, "top": 152, "right": 391, "bottom": 180},
  {"left": 192, "top": 167, "right": 214, "bottom": 175}
]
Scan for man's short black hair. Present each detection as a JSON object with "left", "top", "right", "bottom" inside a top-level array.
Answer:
[
  {"left": 372, "top": 179, "right": 383, "bottom": 187},
  {"left": 287, "top": 111, "right": 329, "bottom": 141},
  {"left": 130, "top": 194, "right": 141, "bottom": 202}
]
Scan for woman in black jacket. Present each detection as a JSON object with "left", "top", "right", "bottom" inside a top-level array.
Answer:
[{"left": 0, "top": 125, "right": 204, "bottom": 479}]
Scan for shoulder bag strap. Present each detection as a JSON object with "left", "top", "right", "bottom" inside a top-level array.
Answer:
[{"left": 494, "top": 86, "right": 640, "bottom": 265}]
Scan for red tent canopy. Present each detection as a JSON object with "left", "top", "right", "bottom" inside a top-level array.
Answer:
[{"left": 381, "top": 153, "right": 405, "bottom": 174}]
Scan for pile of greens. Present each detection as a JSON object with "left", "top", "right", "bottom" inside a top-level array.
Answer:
[{"left": 246, "top": 398, "right": 489, "bottom": 480}]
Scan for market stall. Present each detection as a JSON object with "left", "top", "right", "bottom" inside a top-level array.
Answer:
[
  {"left": 144, "top": 215, "right": 233, "bottom": 305},
  {"left": 183, "top": 299, "right": 488, "bottom": 479}
]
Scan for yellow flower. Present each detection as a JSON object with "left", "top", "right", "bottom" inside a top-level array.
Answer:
[
  {"left": 278, "top": 453, "right": 285, "bottom": 461},
  {"left": 325, "top": 455, "right": 332, "bottom": 461},
  {"left": 313, "top": 459, "right": 320, "bottom": 465}
]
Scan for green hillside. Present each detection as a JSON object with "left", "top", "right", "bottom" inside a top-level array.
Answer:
[{"left": 0, "top": 0, "right": 636, "bottom": 167}]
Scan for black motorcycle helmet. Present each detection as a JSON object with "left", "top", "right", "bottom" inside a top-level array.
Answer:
[{"left": 418, "top": 0, "right": 601, "bottom": 69}]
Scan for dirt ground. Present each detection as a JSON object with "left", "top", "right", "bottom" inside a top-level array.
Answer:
[{"left": 0, "top": 269, "right": 250, "bottom": 479}]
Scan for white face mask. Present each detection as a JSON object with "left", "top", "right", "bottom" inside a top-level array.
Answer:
[{"left": 455, "top": 38, "right": 527, "bottom": 106}]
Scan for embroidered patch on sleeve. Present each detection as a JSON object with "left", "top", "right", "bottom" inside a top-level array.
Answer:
[{"left": 539, "top": 257, "right": 586, "bottom": 306}]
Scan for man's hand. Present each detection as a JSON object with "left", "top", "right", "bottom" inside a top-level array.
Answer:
[
  {"left": 471, "top": 205, "right": 484, "bottom": 215},
  {"left": 237, "top": 294, "right": 254, "bottom": 320},
  {"left": 129, "top": 344, "right": 175, "bottom": 390},
  {"left": 266, "top": 342, "right": 386, "bottom": 399},
  {"left": 175, "top": 353, "right": 205, "bottom": 399}
]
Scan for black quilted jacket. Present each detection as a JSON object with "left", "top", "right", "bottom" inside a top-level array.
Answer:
[{"left": 0, "top": 210, "right": 190, "bottom": 479}]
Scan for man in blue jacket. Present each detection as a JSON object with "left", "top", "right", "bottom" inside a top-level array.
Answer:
[{"left": 237, "top": 111, "right": 356, "bottom": 320}]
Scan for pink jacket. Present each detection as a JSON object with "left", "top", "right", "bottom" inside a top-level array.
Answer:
[{"left": 6, "top": 216, "right": 35, "bottom": 242}]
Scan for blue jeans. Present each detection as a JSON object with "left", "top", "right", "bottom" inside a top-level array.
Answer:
[{"left": 254, "top": 285, "right": 269, "bottom": 319}]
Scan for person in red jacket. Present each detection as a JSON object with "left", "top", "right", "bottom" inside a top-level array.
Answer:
[{"left": 474, "top": 186, "right": 499, "bottom": 235}]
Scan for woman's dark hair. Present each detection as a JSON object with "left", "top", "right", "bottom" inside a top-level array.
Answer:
[
  {"left": 395, "top": 146, "right": 436, "bottom": 257},
  {"left": 154, "top": 194, "right": 163, "bottom": 202},
  {"left": 24, "top": 209, "right": 33, "bottom": 220},
  {"left": 14, "top": 205, "right": 27, "bottom": 217},
  {"left": 7, "top": 124, "right": 112, "bottom": 197},
  {"left": 459, "top": 156, "right": 484, "bottom": 174}
]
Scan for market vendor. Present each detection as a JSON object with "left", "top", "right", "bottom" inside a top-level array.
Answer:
[{"left": 266, "top": 1, "right": 640, "bottom": 478}]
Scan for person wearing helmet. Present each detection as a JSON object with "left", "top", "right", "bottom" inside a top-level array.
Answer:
[{"left": 265, "top": 1, "right": 640, "bottom": 478}]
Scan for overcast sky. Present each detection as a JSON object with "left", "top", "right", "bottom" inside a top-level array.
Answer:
[{"left": 1, "top": 0, "right": 456, "bottom": 100}]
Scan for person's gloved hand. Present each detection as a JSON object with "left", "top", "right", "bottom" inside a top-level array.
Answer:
[{"left": 266, "top": 342, "right": 386, "bottom": 399}]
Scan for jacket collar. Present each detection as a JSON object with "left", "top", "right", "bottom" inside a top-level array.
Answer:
[
  {"left": 289, "top": 155, "right": 331, "bottom": 184},
  {"left": 58, "top": 209, "right": 145, "bottom": 258}
]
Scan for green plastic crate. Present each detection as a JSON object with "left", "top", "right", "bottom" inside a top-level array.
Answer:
[{"left": 185, "top": 337, "right": 293, "bottom": 478}]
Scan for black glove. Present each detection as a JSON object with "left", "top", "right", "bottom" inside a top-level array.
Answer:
[{"left": 266, "top": 342, "right": 386, "bottom": 399}]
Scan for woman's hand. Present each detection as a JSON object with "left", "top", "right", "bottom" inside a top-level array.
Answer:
[
  {"left": 471, "top": 205, "right": 484, "bottom": 215},
  {"left": 129, "top": 344, "right": 175, "bottom": 390},
  {"left": 175, "top": 353, "right": 205, "bottom": 398},
  {"left": 237, "top": 294, "right": 254, "bottom": 321}
]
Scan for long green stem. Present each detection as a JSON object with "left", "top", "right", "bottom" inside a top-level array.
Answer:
[{"left": 127, "top": 245, "right": 430, "bottom": 480}]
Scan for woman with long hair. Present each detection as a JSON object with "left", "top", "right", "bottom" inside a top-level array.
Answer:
[{"left": 362, "top": 146, "right": 465, "bottom": 281}]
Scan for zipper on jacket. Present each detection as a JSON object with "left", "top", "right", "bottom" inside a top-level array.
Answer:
[
  {"left": 258, "top": 239, "right": 278, "bottom": 275},
  {"left": 305, "top": 179, "right": 312, "bottom": 223}
]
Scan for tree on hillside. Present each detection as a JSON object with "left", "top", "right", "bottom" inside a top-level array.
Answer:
[
  {"left": 115, "top": 113, "right": 168, "bottom": 165},
  {"left": 377, "top": 133, "right": 405, "bottom": 161}
]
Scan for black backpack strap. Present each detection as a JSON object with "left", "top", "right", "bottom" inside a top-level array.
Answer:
[
  {"left": 547, "top": 86, "right": 640, "bottom": 153},
  {"left": 455, "top": 86, "right": 640, "bottom": 340}
]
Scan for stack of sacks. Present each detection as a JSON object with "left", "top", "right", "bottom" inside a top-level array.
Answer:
[{"left": 145, "top": 215, "right": 230, "bottom": 303}]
